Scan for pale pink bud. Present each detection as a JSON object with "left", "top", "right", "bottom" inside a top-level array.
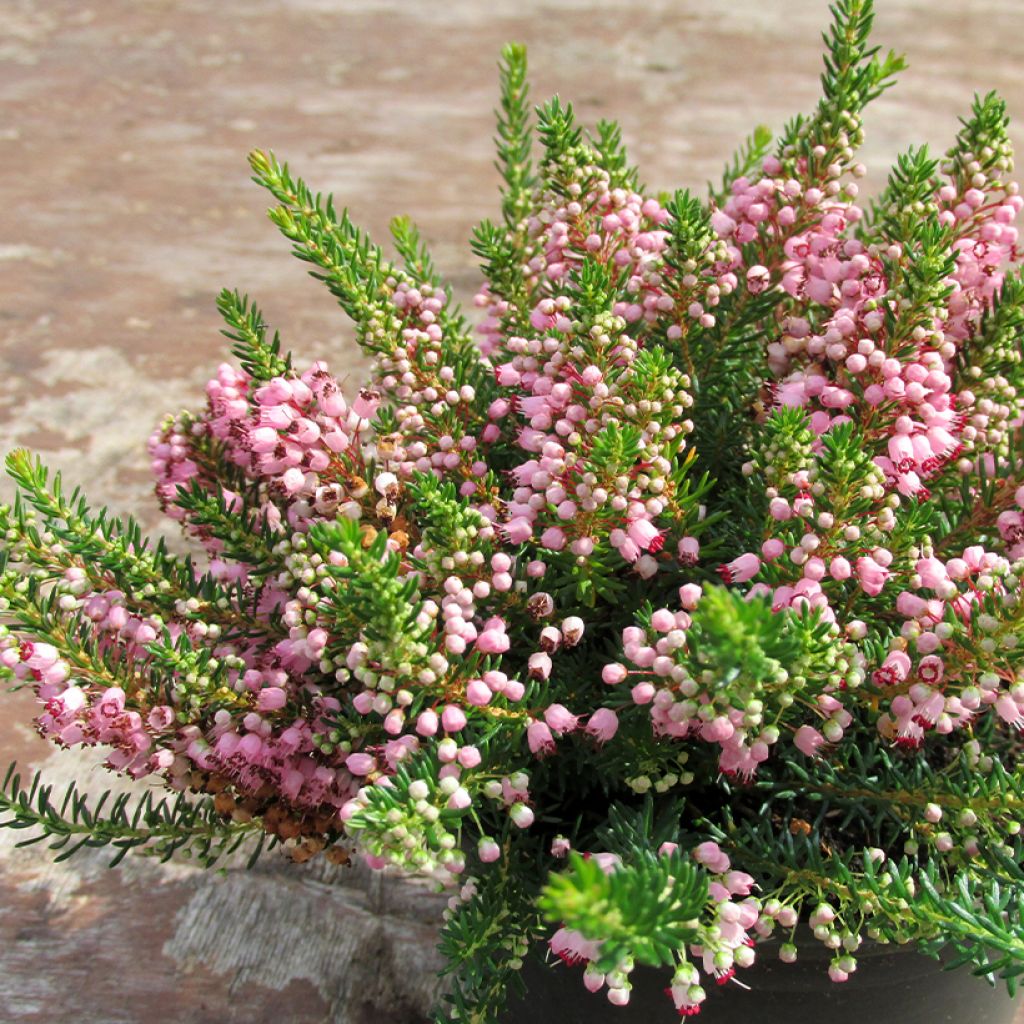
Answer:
[
  {"left": 510, "top": 802, "right": 534, "bottom": 828},
  {"left": 465, "top": 679, "right": 493, "bottom": 706},
  {"left": 441, "top": 705, "right": 467, "bottom": 732},
  {"left": 416, "top": 709, "right": 439, "bottom": 736},
  {"left": 602, "top": 662, "right": 628, "bottom": 686},
  {"left": 345, "top": 752, "right": 376, "bottom": 775},
  {"left": 478, "top": 838, "right": 501, "bottom": 863}
]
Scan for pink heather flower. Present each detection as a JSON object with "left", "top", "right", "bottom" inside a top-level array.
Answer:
[
  {"left": 829, "top": 555, "right": 852, "bottom": 581},
  {"left": 352, "top": 387, "right": 381, "bottom": 420},
  {"left": 24, "top": 642, "right": 58, "bottom": 669},
  {"left": 503, "top": 680, "right": 526, "bottom": 702},
  {"left": 591, "top": 852, "right": 622, "bottom": 874},
  {"left": 718, "top": 552, "right": 761, "bottom": 584},
  {"left": 631, "top": 681, "right": 656, "bottom": 705},
  {"left": 147, "top": 705, "right": 175, "bottom": 731},
  {"left": 415, "top": 709, "right": 439, "bottom": 736},
  {"left": 476, "top": 618, "right": 510, "bottom": 654},
  {"left": 538, "top": 625, "right": 561, "bottom": 652},
  {"left": 855, "top": 556, "right": 889, "bottom": 596},
  {"left": 610, "top": 528, "right": 640, "bottom": 562},
  {"left": 551, "top": 836, "right": 571, "bottom": 857},
  {"left": 447, "top": 787, "right": 472, "bottom": 811},
  {"left": 724, "top": 870, "right": 755, "bottom": 896},
  {"left": 457, "top": 744, "right": 482, "bottom": 769},
  {"left": 585, "top": 708, "right": 620, "bottom": 744},
  {"left": 281, "top": 467, "right": 306, "bottom": 494},
  {"left": 527, "top": 720, "right": 556, "bottom": 756},
  {"left": 650, "top": 608, "right": 676, "bottom": 632},
  {"left": 345, "top": 752, "right": 376, "bottom": 775},
  {"left": 560, "top": 616, "right": 585, "bottom": 646},
  {"left": 352, "top": 692, "right": 374, "bottom": 715},
  {"left": 528, "top": 651, "right": 552, "bottom": 680},
  {"left": 794, "top": 725, "right": 826, "bottom": 758},
  {"left": 916, "top": 556, "right": 950, "bottom": 590},
  {"left": 677, "top": 536, "right": 700, "bottom": 564},
  {"left": 693, "top": 841, "right": 731, "bottom": 874},
  {"left": 873, "top": 650, "right": 912, "bottom": 686},
  {"left": 256, "top": 687, "right": 288, "bottom": 712},
  {"left": 540, "top": 526, "right": 567, "bottom": 550},
  {"left": 626, "top": 516, "right": 665, "bottom": 553},
  {"left": 504, "top": 517, "right": 533, "bottom": 543},
  {"left": 549, "top": 927, "right": 600, "bottom": 967},
  {"left": 544, "top": 703, "right": 579, "bottom": 734},
  {"left": 679, "top": 583, "right": 702, "bottom": 609},
  {"left": 996, "top": 694, "right": 1024, "bottom": 729}
]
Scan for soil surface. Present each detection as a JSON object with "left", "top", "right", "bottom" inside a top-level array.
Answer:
[{"left": 2, "top": 1, "right": 1024, "bottom": 1021}]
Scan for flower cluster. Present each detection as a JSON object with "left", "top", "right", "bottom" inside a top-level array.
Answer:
[{"left": 5, "top": 5, "right": 1024, "bottom": 1021}]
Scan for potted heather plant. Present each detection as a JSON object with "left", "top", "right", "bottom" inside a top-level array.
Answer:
[{"left": 3, "top": 2, "right": 1024, "bottom": 1020}]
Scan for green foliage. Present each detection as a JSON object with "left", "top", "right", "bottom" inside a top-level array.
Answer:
[
  {"left": 818, "top": 0, "right": 904, "bottom": 113},
  {"left": 494, "top": 43, "right": 536, "bottom": 229},
  {"left": 588, "top": 118, "right": 640, "bottom": 192},
  {"left": 216, "top": 289, "right": 291, "bottom": 384},
  {"left": 539, "top": 849, "right": 708, "bottom": 972},
  {"left": 908, "top": 866, "right": 1024, "bottom": 990},
  {"left": 6, "top": 6, "right": 1024, "bottom": 1018},
  {"left": 172, "top": 480, "right": 279, "bottom": 576},
  {"left": 249, "top": 150, "right": 486, "bottom": 392},
  {"left": 406, "top": 474, "right": 494, "bottom": 575},
  {"left": 882, "top": 220, "right": 957, "bottom": 347},
  {"left": 390, "top": 214, "right": 443, "bottom": 288},
  {"left": 435, "top": 867, "right": 541, "bottom": 1024},
  {"left": 535, "top": 97, "right": 586, "bottom": 196},
  {"left": 685, "top": 584, "right": 801, "bottom": 684},
  {"left": 781, "top": 0, "right": 905, "bottom": 158},
  {"left": 309, "top": 517, "right": 428, "bottom": 654},
  {"left": 342, "top": 753, "right": 471, "bottom": 876},
  {"left": 663, "top": 188, "right": 716, "bottom": 274},
  {"left": 249, "top": 148, "right": 396, "bottom": 326},
  {"left": 0, "top": 764, "right": 267, "bottom": 869},
  {"left": 954, "top": 268, "right": 1024, "bottom": 399},
  {"left": 947, "top": 90, "right": 1013, "bottom": 185},
  {"left": 861, "top": 145, "right": 940, "bottom": 243},
  {"left": 470, "top": 217, "right": 530, "bottom": 332},
  {"left": 2, "top": 450, "right": 244, "bottom": 630}
]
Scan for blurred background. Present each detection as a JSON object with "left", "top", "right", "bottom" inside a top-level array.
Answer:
[{"left": 1, "top": 1, "right": 1022, "bottom": 1021}]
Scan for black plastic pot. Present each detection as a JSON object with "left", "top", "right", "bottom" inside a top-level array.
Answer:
[{"left": 499, "top": 938, "right": 1019, "bottom": 1023}]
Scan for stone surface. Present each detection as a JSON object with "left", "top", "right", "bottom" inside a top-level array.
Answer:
[{"left": 2, "top": 0, "right": 1024, "bottom": 1021}]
